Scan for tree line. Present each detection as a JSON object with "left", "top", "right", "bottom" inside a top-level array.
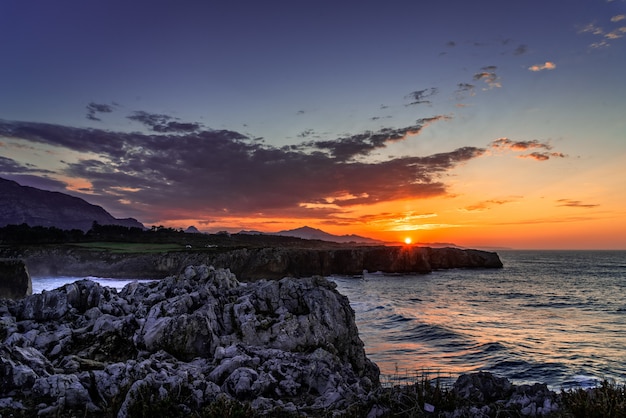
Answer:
[{"left": 0, "top": 222, "right": 190, "bottom": 245}]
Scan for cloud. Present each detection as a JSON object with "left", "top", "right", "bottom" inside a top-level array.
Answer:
[
  {"left": 513, "top": 44, "right": 528, "bottom": 55},
  {"left": 489, "top": 138, "right": 567, "bottom": 161},
  {"left": 490, "top": 138, "right": 551, "bottom": 151},
  {"left": 519, "top": 152, "right": 566, "bottom": 161},
  {"left": 556, "top": 199, "right": 599, "bottom": 208},
  {"left": 473, "top": 66, "right": 501, "bottom": 89},
  {"left": 579, "top": 18, "right": 626, "bottom": 47},
  {"left": 455, "top": 83, "right": 476, "bottom": 100},
  {"left": 86, "top": 102, "right": 115, "bottom": 121},
  {"left": 0, "top": 155, "right": 32, "bottom": 173},
  {"left": 0, "top": 117, "right": 485, "bottom": 221},
  {"left": 405, "top": 88, "right": 438, "bottom": 106},
  {"left": 127, "top": 111, "right": 202, "bottom": 133},
  {"left": 297, "top": 129, "right": 315, "bottom": 138},
  {"left": 462, "top": 199, "right": 515, "bottom": 212},
  {"left": 528, "top": 62, "right": 556, "bottom": 72},
  {"left": 605, "top": 27, "right": 626, "bottom": 39},
  {"left": 301, "top": 115, "right": 451, "bottom": 160}
]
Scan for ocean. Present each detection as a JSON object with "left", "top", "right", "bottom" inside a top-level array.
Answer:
[
  {"left": 30, "top": 250, "right": 626, "bottom": 389},
  {"left": 330, "top": 250, "right": 626, "bottom": 389}
]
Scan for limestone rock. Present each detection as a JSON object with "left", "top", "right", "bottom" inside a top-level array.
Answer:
[{"left": 0, "top": 265, "right": 379, "bottom": 415}]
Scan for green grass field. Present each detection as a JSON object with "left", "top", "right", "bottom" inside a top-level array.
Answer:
[{"left": 69, "top": 242, "right": 186, "bottom": 253}]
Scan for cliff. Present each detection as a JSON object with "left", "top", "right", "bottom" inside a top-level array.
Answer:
[{"left": 2, "top": 245, "right": 503, "bottom": 279}]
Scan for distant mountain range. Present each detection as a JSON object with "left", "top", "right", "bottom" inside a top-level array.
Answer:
[
  {"left": 0, "top": 177, "right": 144, "bottom": 231},
  {"left": 239, "top": 226, "right": 383, "bottom": 244}
]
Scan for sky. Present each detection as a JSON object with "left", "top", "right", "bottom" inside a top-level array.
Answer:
[{"left": 1, "top": 0, "right": 625, "bottom": 249}]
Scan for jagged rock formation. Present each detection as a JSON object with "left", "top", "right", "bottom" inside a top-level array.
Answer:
[
  {"left": 0, "top": 259, "right": 31, "bottom": 299},
  {"left": 0, "top": 266, "right": 379, "bottom": 416},
  {"left": 0, "top": 177, "right": 144, "bottom": 231},
  {"left": 2, "top": 245, "right": 503, "bottom": 280}
]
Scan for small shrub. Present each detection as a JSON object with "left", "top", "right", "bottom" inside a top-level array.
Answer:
[{"left": 559, "top": 379, "right": 626, "bottom": 418}]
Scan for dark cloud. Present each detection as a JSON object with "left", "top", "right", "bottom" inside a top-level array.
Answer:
[
  {"left": 0, "top": 117, "right": 483, "bottom": 221},
  {"left": 86, "top": 102, "right": 115, "bottom": 121},
  {"left": 513, "top": 44, "right": 528, "bottom": 55},
  {"left": 127, "top": 111, "right": 202, "bottom": 133},
  {"left": 473, "top": 66, "right": 500, "bottom": 88},
  {"left": 0, "top": 155, "right": 32, "bottom": 173},
  {"left": 489, "top": 138, "right": 566, "bottom": 161},
  {"left": 405, "top": 88, "right": 438, "bottom": 106},
  {"left": 302, "top": 116, "right": 450, "bottom": 160},
  {"left": 490, "top": 138, "right": 552, "bottom": 151},
  {"left": 519, "top": 152, "right": 566, "bottom": 161},
  {"left": 298, "top": 129, "right": 315, "bottom": 138},
  {"left": 556, "top": 199, "right": 599, "bottom": 208},
  {"left": 446, "top": 41, "right": 456, "bottom": 47}
]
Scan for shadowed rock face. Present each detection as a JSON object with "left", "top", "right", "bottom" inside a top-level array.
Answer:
[
  {"left": 0, "top": 266, "right": 379, "bottom": 416},
  {"left": 0, "top": 259, "right": 31, "bottom": 299},
  {"left": 4, "top": 245, "right": 503, "bottom": 280}
]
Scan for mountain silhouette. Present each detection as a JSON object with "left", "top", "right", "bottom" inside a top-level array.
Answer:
[{"left": 0, "top": 177, "right": 144, "bottom": 231}]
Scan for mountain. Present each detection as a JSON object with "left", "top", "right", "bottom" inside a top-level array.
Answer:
[
  {"left": 0, "top": 177, "right": 144, "bottom": 231},
  {"left": 274, "top": 226, "right": 382, "bottom": 244}
]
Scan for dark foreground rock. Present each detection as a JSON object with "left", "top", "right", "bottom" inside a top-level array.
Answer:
[
  {"left": 3, "top": 245, "right": 503, "bottom": 279},
  {"left": 0, "top": 266, "right": 378, "bottom": 416},
  {"left": 0, "top": 259, "right": 31, "bottom": 299}
]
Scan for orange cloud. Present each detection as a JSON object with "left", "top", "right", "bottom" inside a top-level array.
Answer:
[{"left": 528, "top": 62, "right": 556, "bottom": 72}]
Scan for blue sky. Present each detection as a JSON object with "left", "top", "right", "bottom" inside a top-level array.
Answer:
[{"left": 1, "top": 0, "right": 625, "bottom": 248}]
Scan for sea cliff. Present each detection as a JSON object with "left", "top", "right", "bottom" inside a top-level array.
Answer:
[{"left": 1, "top": 245, "right": 503, "bottom": 280}]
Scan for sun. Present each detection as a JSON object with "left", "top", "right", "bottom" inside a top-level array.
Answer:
[{"left": 404, "top": 237, "right": 412, "bottom": 245}]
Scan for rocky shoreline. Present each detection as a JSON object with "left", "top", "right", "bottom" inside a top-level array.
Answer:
[
  {"left": 0, "top": 264, "right": 576, "bottom": 417},
  {"left": 1, "top": 245, "right": 503, "bottom": 280}
]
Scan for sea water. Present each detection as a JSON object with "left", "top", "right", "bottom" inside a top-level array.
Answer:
[
  {"left": 330, "top": 250, "right": 626, "bottom": 389},
  {"left": 30, "top": 250, "right": 626, "bottom": 389},
  {"left": 31, "top": 276, "right": 156, "bottom": 294}
]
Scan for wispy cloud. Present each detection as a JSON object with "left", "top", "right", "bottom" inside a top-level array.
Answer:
[
  {"left": 300, "top": 115, "right": 451, "bottom": 160},
  {"left": 461, "top": 199, "right": 515, "bottom": 212},
  {"left": 556, "top": 199, "right": 599, "bottom": 208},
  {"left": 127, "top": 111, "right": 202, "bottom": 133},
  {"left": 519, "top": 152, "right": 566, "bottom": 161},
  {"left": 473, "top": 66, "right": 501, "bottom": 89},
  {"left": 86, "top": 102, "right": 115, "bottom": 121},
  {"left": 405, "top": 88, "right": 438, "bottom": 106},
  {"left": 579, "top": 17, "right": 626, "bottom": 48},
  {"left": 528, "top": 61, "right": 556, "bottom": 72},
  {"left": 513, "top": 44, "right": 528, "bottom": 55},
  {"left": 489, "top": 138, "right": 567, "bottom": 161}
]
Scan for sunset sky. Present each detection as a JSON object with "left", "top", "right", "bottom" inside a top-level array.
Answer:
[{"left": 1, "top": 0, "right": 625, "bottom": 249}]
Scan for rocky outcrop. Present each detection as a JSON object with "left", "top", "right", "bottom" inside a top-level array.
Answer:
[
  {"left": 450, "top": 372, "right": 559, "bottom": 416},
  {"left": 0, "top": 266, "right": 378, "bottom": 416},
  {"left": 2, "top": 245, "right": 503, "bottom": 280},
  {"left": 0, "top": 259, "right": 31, "bottom": 299}
]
